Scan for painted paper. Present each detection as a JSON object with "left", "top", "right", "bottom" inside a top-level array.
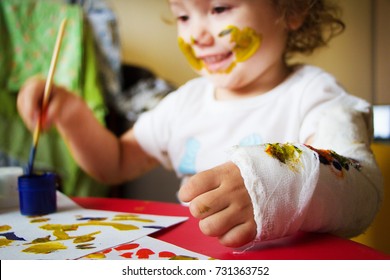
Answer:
[
  {"left": 81, "top": 236, "right": 213, "bottom": 260},
  {"left": 0, "top": 192, "right": 187, "bottom": 259}
]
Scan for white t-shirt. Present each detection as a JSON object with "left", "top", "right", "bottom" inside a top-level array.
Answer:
[
  {"left": 134, "top": 64, "right": 366, "bottom": 178},
  {"left": 134, "top": 64, "right": 382, "bottom": 241}
]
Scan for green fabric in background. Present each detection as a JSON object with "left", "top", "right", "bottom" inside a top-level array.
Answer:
[{"left": 0, "top": 0, "right": 109, "bottom": 197}]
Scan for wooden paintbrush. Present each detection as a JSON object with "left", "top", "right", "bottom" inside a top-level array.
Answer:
[{"left": 26, "top": 19, "right": 67, "bottom": 175}]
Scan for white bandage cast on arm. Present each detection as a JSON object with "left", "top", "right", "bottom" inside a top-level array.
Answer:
[{"left": 230, "top": 105, "right": 383, "bottom": 241}]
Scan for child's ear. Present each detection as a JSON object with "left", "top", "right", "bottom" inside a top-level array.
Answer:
[{"left": 287, "top": 13, "right": 306, "bottom": 30}]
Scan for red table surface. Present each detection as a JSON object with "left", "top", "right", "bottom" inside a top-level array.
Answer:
[{"left": 73, "top": 197, "right": 390, "bottom": 260}]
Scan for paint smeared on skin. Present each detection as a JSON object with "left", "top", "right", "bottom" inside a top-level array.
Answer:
[
  {"left": 198, "top": 205, "right": 211, "bottom": 215},
  {"left": 178, "top": 25, "right": 261, "bottom": 73},
  {"left": 178, "top": 37, "right": 204, "bottom": 71},
  {"left": 22, "top": 242, "right": 67, "bottom": 254},
  {"left": 219, "top": 25, "right": 262, "bottom": 63},
  {"left": 265, "top": 143, "right": 302, "bottom": 171}
]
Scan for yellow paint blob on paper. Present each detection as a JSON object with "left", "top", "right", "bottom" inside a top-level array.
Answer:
[
  {"left": 76, "top": 243, "right": 96, "bottom": 250},
  {"left": 0, "top": 225, "right": 11, "bottom": 232},
  {"left": 84, "top": 252, "right": 106, "bottom": 259},
  {"left": 22, "top": 242, "right": 67, "bottom": 254},
  {"left": 41, "top": 221, "right": 139, "bottom": 232},
  {"left": 53, "top": 229, "right": 71, "bottom": 240},
  {"left": 30, "top": 218, "right": 50, "bottom": 223},
  {"left": 73, "top": 231, "right": 100, "bottom": 243},
  {"left": 82, "top": 221, "right": 139, "bottom": 231},
  {"left": 40, "top": 224, "right": 78, "bottom": 231},
  {"left": 112, "top": 214, "right": 155, "bottom": 223},
  {"left": 31, "top": 235, "right": 51, "bottom": 244},
  {"left": 0, "top": 238, "right": 13, "bottom": 247}
]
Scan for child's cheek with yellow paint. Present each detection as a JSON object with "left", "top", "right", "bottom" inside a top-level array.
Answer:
[
  {"left": 178, "top": 25, "right": 262, "bottom": 74},
  {"left": 178, "top": 37, "right": 204, "bottom": 71}
]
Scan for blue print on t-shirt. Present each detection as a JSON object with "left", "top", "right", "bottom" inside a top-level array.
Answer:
[
  {"left": 239, "top": 133, "right": 263, "bottom": 146},
  {"left": 178, "top": 138, "right": 200, "bottom": 175}
]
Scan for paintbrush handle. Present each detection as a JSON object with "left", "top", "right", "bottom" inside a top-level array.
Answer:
[{"left": 27, "top": 19, "right": 67, "bottom": 175}]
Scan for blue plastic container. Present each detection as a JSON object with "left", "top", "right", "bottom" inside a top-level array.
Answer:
[{"left": 18, "top": 172, "right": 57, "bottom": 215}]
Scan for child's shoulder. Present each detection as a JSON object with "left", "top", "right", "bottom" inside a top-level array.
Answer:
[{"left": 291, "top": 64, "right": 336, "bottom": 83}]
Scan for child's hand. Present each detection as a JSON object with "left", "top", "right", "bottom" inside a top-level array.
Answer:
[
  {"left": 17, "top": 77, "right": 81, "bottom": 132},
  {"left": 179, "top": 161, "right": 257, "bottom": 248}
]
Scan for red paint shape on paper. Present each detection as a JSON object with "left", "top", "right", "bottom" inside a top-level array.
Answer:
[
  {"left": 115, "top": 243, "right": 139, "bottom": 251},
  {"left": 158, "top": 251, "right": 176, "bottom": 258},
  {"left": 120, "top": 252, "right": 134, "bottom": 258},
  {"left": 136, "top": 248, "right": 155, "bottom": 259},
  {"left": 102, "top": 248, "right": 112, "bottom": 254}
]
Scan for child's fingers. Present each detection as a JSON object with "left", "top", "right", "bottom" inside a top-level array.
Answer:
[
  {"left": 178, "top": 168, "right": 221, "bottom": 202},
  {"left": 218, "top": 220, "right": 257, "bottom": 248},
  {"left": 17, "top": 77, "right": 46, "bottom": 131},
  {"left": 188, "top": 187, "right": 228, "bottom": 219}
]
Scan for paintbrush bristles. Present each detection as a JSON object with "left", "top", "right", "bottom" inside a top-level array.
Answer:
[{"left": 26, "top": 18, "right": 67, "bottom": 175}]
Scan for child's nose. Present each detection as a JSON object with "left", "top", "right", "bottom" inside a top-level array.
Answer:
[{"left": 190, "top": 24, "right": 214, "bottom": 46}]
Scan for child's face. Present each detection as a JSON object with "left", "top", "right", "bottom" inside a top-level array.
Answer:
[{"left": 169, "top": 0, "right": 289, "bottom": 93}]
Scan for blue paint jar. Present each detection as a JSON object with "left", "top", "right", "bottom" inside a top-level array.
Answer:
[{"left": 18, "top": 172, "right": 57, "bottom": 215}]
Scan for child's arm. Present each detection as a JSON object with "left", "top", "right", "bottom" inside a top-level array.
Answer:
[
  {"left": 17, "top": 77, "right": 158, "bottom": 185},
  {"left": 180, "top": 104, "right": 383, "bottom": 247}
]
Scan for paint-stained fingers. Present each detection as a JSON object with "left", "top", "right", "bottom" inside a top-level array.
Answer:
[
  {"left": 188, "top": 188, "right": 229, "bottom": 219},
  {"left": 198, "top": 201, "right": 255, "bottom": 245}
]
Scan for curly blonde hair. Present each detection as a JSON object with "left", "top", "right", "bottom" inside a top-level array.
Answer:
[{"left": 271, "top": 0, "right": 345, "bottom": 58}]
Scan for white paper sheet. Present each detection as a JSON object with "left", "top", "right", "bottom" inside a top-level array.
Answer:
[{"left": 0, "top": 192, "right": 187, "bottom": 259}]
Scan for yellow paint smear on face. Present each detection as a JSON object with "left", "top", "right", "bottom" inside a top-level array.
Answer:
[
  {"left": 22, "top": 242, "right": 67, "bottom": 254},
  {"left": 0, "top": 238, "right": 13, "bottom": 247},
  {"left": 219, "top": 25, "right": 262, "bottom": 63},
  {"left": 178, "top": 37, "right": 204, "bottom": 71},
  {"left": 0, "top": 225, "right": 11, "bottom": 232},
  {"left": 178, "top": 26, "right": 261, "bottom": 74}
]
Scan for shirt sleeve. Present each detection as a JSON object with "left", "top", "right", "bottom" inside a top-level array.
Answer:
[
  {"left": 133, "top": 90, "right": 179, "bottom": 169},
  {"left": 229, "top": 100, "right": 383, "bottom": 241}
]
